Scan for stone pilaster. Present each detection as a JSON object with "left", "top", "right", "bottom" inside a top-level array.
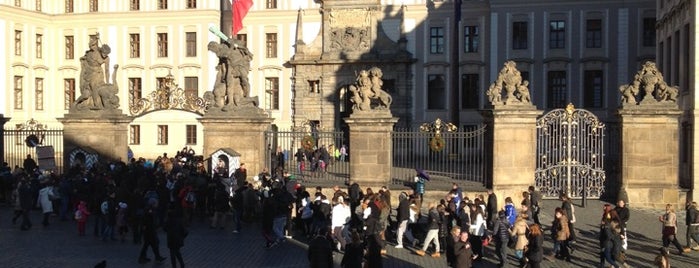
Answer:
[
  {"left": 484, "top": 107, "right": 543, "bottom": 208},
  {"left": 59, "top": 114, "right": 132, "bottom": 163},
  {"left": 198, "top": 114, "right": 273, "bottom": 178},
  {"left": 618, "top": 107, "right": 682, "bottom": 208},
  {"left": 344, "top": 111, "right": 398, "bottom": 188}
]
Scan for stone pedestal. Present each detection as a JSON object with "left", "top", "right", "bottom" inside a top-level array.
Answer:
[
  {"left": 59, "top": 114, "right": 131, "bottom": 164},
  {"left": 198, "top": 114, "right": 273, "bottom": 179},
  {"left": 484, "top": 107, "right": 543, "bottom": 208},
  {"left": 0, "top": 115, "right": 9, "bottom": 165},
  {"left": 344, "top": 111, "right": 398, "bottom": 188},
  {"left": 618, "top": 107, "right": 682, "bottom": 208}
]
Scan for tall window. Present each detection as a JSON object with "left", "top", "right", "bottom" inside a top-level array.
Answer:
[
  {"left": 583, "top": 70, "right": 603, "bottom": 108},
  {"left": 186, "top": 0, "right": 196, "bottom": 9},
  {"left": 35, "top": 34, "right": 42, "bottom": 59},
  {"left": 266, "top": 33, "right": 277, "bottom": 58},
  {"left": 158, "top": 125, "right": 169, "bottom": 145},
  {"left": 65, "top": 0, "right": 73, "bottom": 13},
  {"left": 128, "top": 78, "right": 142, "bottom": 107},
  {"left": 129, "top": 34, "right": 140, "bottom": 58},
  {"left": 547, "top": 71, "right": 567, "bottom": 108},
  {"left": 130, "top": 0, "right": 139, "bottom": 10},
  {"left": 429, "top": 27, "right": 445, "bottom": 54},
  {"left": 130, "top": 125, "right": 141, "bottom": 145},
  {"left": 463, "top": 26, "right": 479, "bottom": 53},
  {"left": 186, "top": 32, "right": 196, "bottom": 57},
  {"left": 156, "top": 77, "right": 167, "bottom": 90},
  {"left": 14, "top": 76, "right": 23, "bottom": 110},
  {"left": 427, "top": 74, "right": 446, "bottom": 109},
  {"left": 64, "top": 78, "right": 75, "bottom": 109},
  {"left": 157, "top": 33, "right": 168, "bottom": 57},
  {"left": 308, "top": 80, "right": 320, "bottom": 94},
  {"left": 461, "top": 74, "right": 479, "bottom": 109},
  {"left": 14, "top": 0, "right": 20, "bottom": 7},
  {"left": 237, "top": 34, "right": 248, "bottom": 47},
  {"left": 15, "top": 30, "right": 22, "bottom": 56},
  {"left": 265, "top": 77, "right": 279, "bottom": 110},
  {"left": 36, "top": 0, "right": 41, "bottom": 11},
  {"left": 186, "top": 125, "right": 197, "bottom": 145},
  {"left": 158, "top": 0, "right": 167, "bottom": 10},
  {"left": 89, "top": 0, "right": 98, "bottom": 12},
  {"left": 35, "top": 78, "right": 44, "bottom": 110},
  {"left": 65, "top": 36, "right": 74, "bottom": 59},
  {"left": 643, "top": 17, "right": 656, "bottom": 47},
  {"left": 184, "top": 77, "right": 198, "bottom": 98},
  {"left": 266, "top": 0, "right": 277, "bottom": 9},
  {"left": 549, "top": 20, "right": 566, "bottom": 49},
  {"left": 586, "top": 19, "right": 602, "bottom": 48}
]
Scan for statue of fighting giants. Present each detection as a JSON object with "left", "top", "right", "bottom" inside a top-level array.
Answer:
[
  {"left": 207, "top": 28, "right": 258, "bottom": 112},
  {"left": 349, "top": 67, "right": 393, "bottom": 111},
  {"left": 73, "top": 33, "right": 120, "bottom": 111}
]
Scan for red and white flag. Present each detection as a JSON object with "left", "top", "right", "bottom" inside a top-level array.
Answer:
[{"left": 232, "top": 0, "right": 253, "bottom": 36}]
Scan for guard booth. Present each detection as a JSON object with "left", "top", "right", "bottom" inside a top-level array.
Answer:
[
  {"left": 209, "top": 148, "right": 242, "bottom": 195},
  {"left": 68, "top": 146, "right": 100, "bottom": 169}
]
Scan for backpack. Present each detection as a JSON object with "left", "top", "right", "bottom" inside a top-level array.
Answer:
[{"left": 185, "top": 191, "right": 197, "bottom": 205}]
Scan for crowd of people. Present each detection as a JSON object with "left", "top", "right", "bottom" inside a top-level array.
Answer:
[{"left": 2, "top": 150, "right": 699, "bottom": 268}]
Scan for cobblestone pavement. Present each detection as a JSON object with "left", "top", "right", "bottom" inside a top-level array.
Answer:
[{"left": 1, "top": 199, "right": 698, "bottom": 268}]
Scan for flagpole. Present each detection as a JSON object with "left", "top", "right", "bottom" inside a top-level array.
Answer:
[{"left": 450, "top": 0, "right": 461, "bottom": 130}]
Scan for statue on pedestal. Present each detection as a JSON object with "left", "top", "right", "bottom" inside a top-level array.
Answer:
[
  {"left": 619, "top": 61, "right": 679, "bottom": 106},
  {"left": 206, "top": 27, "right": 259, "bottom": 113},
  {"left": 73, "top": 33, "right": 120, "bottom": 112},
  {"left": 486, "top": 61, "right": 532, "bottom": 106},
  {"left": 348, "top": 67, "right": 392, "bottom": 111}
]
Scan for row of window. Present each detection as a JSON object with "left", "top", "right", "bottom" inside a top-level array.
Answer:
[
  {"left": 430, "top": 18, "right": 656, "bottom": 54},
  {"left": 426, "top": 70, "right": 604, "bottom": 110},
  {"left": 15, "top": 0, "right": 281, "bottom": 13},
  {"left": 11, "top": 76, "right": 281, "bottom": 111},
  {"left": 12, "top": 32, "right": 274, "bottom": 60},
  {"left": 129, "top": 125, "right": 197, "bottom": 145}
]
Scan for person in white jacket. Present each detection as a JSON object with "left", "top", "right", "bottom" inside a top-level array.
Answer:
[
  {"left": 331, "top": 196, "right": 351, "bottom": 251},
  {"left": 37, "top": 183, "right": 54, "bottom": 227}
]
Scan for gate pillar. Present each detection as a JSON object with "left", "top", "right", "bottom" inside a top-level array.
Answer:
[
  {"left": 59, "top": 114, "right": 131, "bottom": 163},
  {"left": 344, "top": 111, "right": 398, "bottom": 188},
  {"left": 618, "top": 108, "right": 682, "bottom": 208},
  {"left": 0, "top": 114, "right": 9, "bottom": 165},
  {"left": 199, "top": 114, "right": 273, "bottom": 180},
  {"left": 484, "top": 108, "right": 543, "bottom": 209}
]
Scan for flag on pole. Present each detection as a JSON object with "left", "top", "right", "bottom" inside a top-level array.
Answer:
[{"left": 232, "top": 0, "right": 253, "bottom": 36}]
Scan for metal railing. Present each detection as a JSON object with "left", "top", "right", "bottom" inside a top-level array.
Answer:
[{"left": 3, "top": 128, "right": 64, "bottom": 174}]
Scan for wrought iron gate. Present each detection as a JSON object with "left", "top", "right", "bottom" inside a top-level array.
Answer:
[
  {"left": 535, "top": 104, "right": 606, "bottom": 199},
  {"left": 3, "top": 119, "right": 64, "bottom": 174}
]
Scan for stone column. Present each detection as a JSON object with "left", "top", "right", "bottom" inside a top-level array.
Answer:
[
  {"left": 198, "top": 114, "right": 273, "bottom": 179},
  {"left": 484, "top": 107, "right": 543, "bottom": 208},
  {"left": 618, "top": 107, "right": 682, "bottom": 208},
  {"left": 0, "top": 114, "right": 9, "bottom": 165},
  {"left": 344, "top": 111, "right": 398, "bottom": 188},
  {"left": 59, "top": 114, "right": 132, "bottom": 163}
]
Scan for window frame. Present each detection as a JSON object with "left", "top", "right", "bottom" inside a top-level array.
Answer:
[
  {"left": 130, "top": 125, "right": 141, "bottom": 145},
  {"left": 15, "top": 30, "right": 22, "bottom": 56},
  {"left": 35, "top": 34, "right": 42, "bottom": 59},
  {"left": 65, "top": 0, "right": 73, "bottom": 13},
  {"left": 512, "top": 21, "right": 528, "bottom": 50},
  {"left": 266, "top": 0, "right": 277, "bottom": 9},
  {"left": 186, "top": 125, "right": 197, "bottom": 145},
  {"left": 65, "top": 35, "right": 74, "bottom": 59},
  {"left": 184, "top": 77, "right": 198, "bottom": 98},
  {"left": 463, "top": 25, "right": 479, "bottom": 53},
  {"left": 157, "top": 33, "right": 168, "bottom": 58},
  {"left": 130, "top": 33, "right": 141, "bottom": 58},
  {"left": 158, "top": 0, "right": 168, "bottom": 10},
  {"left": 547, "top": 71, "right": 567, "bottom": 109},
  {"left": 586, "top": 19, "right": 602, "bottom": 48},
  {"left": 549, "top": 20, "right": 566, "bottom": 49},
  {"left": 157, "top": 125, "right": 169, "bottom": 145},
  {"left": 185, "top": 32, "right": 197, "bottom": 57},
  {"left": 266, "top": 33, "right": 278, "bottom": 58},
  {"left": 461, "top": 73, "right": 479, "bottom": 109},
  {"left": 14, "top": 76, "right": 23, "bottom": 110},
  {"left": 642, "top": 17, "right": 656, "bottom": 47},
  {"left": 427, "top": 74, "right": 446, "bottom": 110},
  {"left": 265, "top": 77, "right": 280, "bottom": 110},
  {"left": 583, "top": 70, "right": 604, "bottom": 108},
  {"left": 429, "top": 27, "right": 445, "bottom": 54},
  {"left": 128, "top": 77, "right": 142, "bottom": 107},
  {"left": 130, "top": 0, "right": 140, "bottom": 11},
  {"left": 89, "top": 0, "right": 98, "bottom": 12},
  {"left": 64, "top": 78, "right": 75, "bottom": 110},
  {"left": 35, "top": 78, "right": 44, "bottom": 110},
  {"left": 186, "top": 0, "right": 196, "bottom": 9}
]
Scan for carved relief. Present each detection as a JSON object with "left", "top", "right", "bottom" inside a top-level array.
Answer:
[
  {"left": 486, "top": 61, "right": 532, "bottom": 106},
  {"left": 329, "top": 27, "right": 370, "bottom": 52},
  {"left": 328, "top": 9, "right": 371, "bottom": 28},
  {"left": 619, "top": 61, "right": 679, "bottom": 106}
]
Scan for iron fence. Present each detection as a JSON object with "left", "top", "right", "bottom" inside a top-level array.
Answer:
[
  {"left": 3, "top": 128, "right": 64, "bottom": 174},
  {"left": 264, "top": 130, "right": 349, "bottom": 186},
  {"left": 391, "top": 125, "right": 490, "bottom": 188}
]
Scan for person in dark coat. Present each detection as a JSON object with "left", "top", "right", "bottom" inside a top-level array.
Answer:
[
  {"left": 139, "top": 199, "right": 166, "bottom": 264},
  {"left": 491, "top": 210, "right": 510, "bottom": 267},
  {"left": 164, "top": 213, "right": 188, "bottom": 268},
  {"left": 364, "top": 234, "right": 383, "bottom": 268},
  {"left": 486, "top": 189, "right": 498, "bottom": 226},
  {"left": 453, "top": 231, "right": 475, "bottom": 268},
  {"left": 18, "top": 175, "right": 34, "bottom": 230},
  {"left": 341, "top": 230, "right": 364, "bottom": 268},
  {"left": 528, "top": 186, "right": 542, "bottom": 225},
  {"left": 526, "top": 224, "right": 544, "bottom": 268},
  {"left": 308, "top": 227, "right": 334, "bottom": 268}
]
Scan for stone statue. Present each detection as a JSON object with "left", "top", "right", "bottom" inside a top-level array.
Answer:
[
  {"left": 487, "top": 61, "right": 532, "bottom": 106},
  {"left": 349, "top": 67, "right": 392, "bottom": 111},
  {"left": 73, "top": 34, "right": 120, "bottom": 111},
  {"left": 207, "top": 39, "right": 259, "bottom": 112},
  {"left": 619, "top": 61, "right": 679, "bottom": 106}
]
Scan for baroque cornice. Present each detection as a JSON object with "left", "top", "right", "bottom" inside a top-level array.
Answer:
[{"left": 12, "top": 62, "right": 30, "bottom": 69}]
